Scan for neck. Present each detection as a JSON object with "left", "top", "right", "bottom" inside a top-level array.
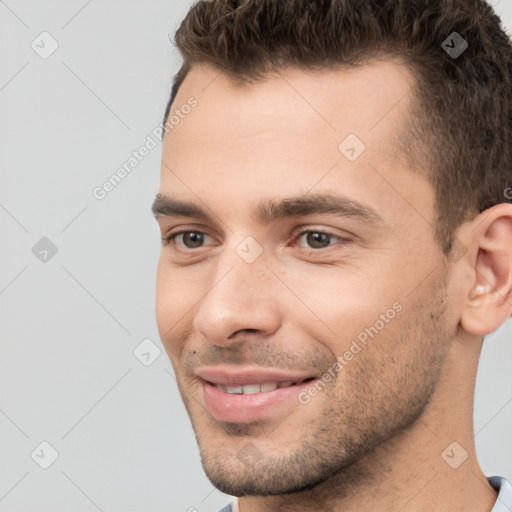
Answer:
[{"left": 239, "top": 335, "right": 498, "bottom": 512}]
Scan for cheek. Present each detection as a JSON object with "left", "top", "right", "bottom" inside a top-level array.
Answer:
[
  {"left": 155, "top": 258, "right": 187, "bottom": 346},
  {"left": 155, "top": 258, "right": 212, "bottom": 360},
  {"left": 155, "top": 258, "right": 171, "bottom": 325},
  {"left": 285, "top": 268, "right": 400, "bottom": 350}
]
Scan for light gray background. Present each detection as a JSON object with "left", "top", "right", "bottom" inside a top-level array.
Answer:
[{"left": 0, "top": 1, "right": 511, "bottom": 511}]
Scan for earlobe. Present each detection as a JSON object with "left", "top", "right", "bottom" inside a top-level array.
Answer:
[{"left": 460, "top": 206, "right": 512, "bottom": 336}]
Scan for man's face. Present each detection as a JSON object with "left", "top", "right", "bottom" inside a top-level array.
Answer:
[{"left": 154, "top": 61, "right": 456, "bottom": 496}]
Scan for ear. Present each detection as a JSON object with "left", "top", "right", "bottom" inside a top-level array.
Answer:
[{"left": 459, "top": 203, "right": 512, "bottom": 336}]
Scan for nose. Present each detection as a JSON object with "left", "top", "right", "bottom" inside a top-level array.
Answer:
[{"left": 192, "top": 248, "right": 282, "bottom": 347}]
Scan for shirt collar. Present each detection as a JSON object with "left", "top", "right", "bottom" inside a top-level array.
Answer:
[
  {"left": 223, "top": 476, "right": 512, "bottom": 512},
  {"left": 489, "top": 476, "right": 512, "bottom": 512}
]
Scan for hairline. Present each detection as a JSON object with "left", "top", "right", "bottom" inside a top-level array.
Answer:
[{"left": 163, "top": 57, "right": 453, "bottom": 252}]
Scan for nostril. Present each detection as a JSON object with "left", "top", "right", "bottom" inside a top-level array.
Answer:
[{"left": 228, "top": 328, "right": 259, "bottom": 339}]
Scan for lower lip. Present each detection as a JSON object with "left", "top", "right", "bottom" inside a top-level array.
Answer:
[{"left": 201, "top": 380, "right": 314, "bottom": 423}]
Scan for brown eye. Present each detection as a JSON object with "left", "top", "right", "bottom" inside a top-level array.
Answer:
[
  {"left": 298, "top": 231, "right": 340, "bottom": 249},
  {"left": 179, "top": 232, "right": 207, "bottom": 248},
  {"left": 164, "top": 231, "right": 212, "bottom": 249}
]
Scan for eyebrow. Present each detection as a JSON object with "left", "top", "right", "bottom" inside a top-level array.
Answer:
[{"left": 152, "top": 192, "right": 384, "bottom": 226}]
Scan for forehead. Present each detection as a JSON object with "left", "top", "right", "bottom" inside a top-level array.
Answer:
[
  {"left": 160, "top": 60, "right": 431, "bottom": 229},
  {"left": 173, "top": 59, "right": 414, "bottom": 137},
  {"left": 165, "top": 59, "right": 416, "bottom": 165}
]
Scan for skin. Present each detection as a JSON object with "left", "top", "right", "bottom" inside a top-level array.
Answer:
[{"left": 153, "top": 61, "right": 512, "bottom": 511}]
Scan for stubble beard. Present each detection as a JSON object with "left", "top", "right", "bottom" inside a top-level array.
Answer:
[{"left": 181, "top": 269, "right": 452, "bottom": 499}]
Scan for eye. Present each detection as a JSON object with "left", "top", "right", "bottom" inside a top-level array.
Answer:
[
  {"left": 296, "top": 230, "right": 345, "bottom": 250},
  {"left": 163, "top": 230, "right": 213, "bottom": 249}
]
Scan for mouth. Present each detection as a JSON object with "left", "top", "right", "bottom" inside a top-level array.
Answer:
[
  {"left": 195, "top": 366, "right": 318, "bottom": 423},
  {"left": 212, "top": 378, "right": 315, "bottom": 394}
]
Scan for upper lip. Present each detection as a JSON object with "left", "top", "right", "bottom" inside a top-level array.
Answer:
[{"left": 195, "top": 366, "right": 317, "bottom": 387}]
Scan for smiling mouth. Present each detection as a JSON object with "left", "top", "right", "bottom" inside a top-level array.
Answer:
[
  {"left": 198, "top": 369, "right": 319, "bottom": 422},
  {"left": 211, "top": 377, "right": 316, "bottom": 395}
]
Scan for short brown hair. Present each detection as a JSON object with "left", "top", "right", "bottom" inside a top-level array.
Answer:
[{"left": 165, "top": 0, "right": 512, "bottom": 253}]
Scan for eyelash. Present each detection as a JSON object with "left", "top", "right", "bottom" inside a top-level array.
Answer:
[{"left": 161, "top": 229, "right": 349, "bottom": 253}]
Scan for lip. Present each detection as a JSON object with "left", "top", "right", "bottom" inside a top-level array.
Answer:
[
  {"left": 196, "top": 365, "right": 318, "bottom": 423},
  {"left": 195, "top": 366, "right": 316, "bottom": 387}
]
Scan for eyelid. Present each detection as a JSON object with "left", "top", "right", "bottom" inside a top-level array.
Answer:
[
  {"left": 291, "top": 228, "right": 351, "bottom": 250},
  {"left": 292, "top": 222, "right": 354, "bottom": 238},
  {"left": 162, "top": 228, "right": 216, "bottom": 247},
  {"left": 161, "top": 226, "right": 353, "bottom": 252}
]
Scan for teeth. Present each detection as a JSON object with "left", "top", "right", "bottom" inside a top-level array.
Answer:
[
  {"left": 216, "top": 381, "right": 296, "bottom": 394},
  {"left": 226, "top": 386, "right": 242, "bottom": 394},
  {"left": 242, "top": 384, "right": 260, "bottom": 394},
  {"left": 260, "top": 382, "right": 278, "bottom": 392}
]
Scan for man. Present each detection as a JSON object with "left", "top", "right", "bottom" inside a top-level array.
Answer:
[{"left": 152, "top": 0, "right": 512, "bottom": 510}]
